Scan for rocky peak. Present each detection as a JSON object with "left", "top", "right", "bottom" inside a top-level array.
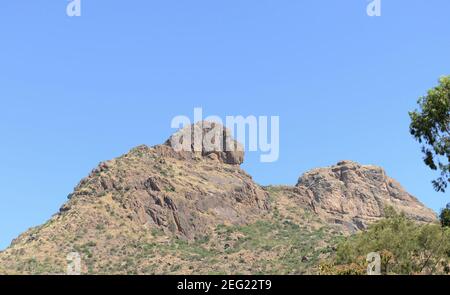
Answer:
[
  {"left": 60, "top": 126, "right": 268, "bottom": 241},
  {"left": 165, "top": 121, "right": 244, "bottom": 165},
  {"left": 295, "top": 161, "right": 436, "bottom": 231}
]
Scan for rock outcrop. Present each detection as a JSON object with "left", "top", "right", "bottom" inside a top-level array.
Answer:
[
  {"left": 165, "top": 121, "right": 244, "bottom": 165},
  {"left": 292, "top": 160, "right": 436, "bottom": 231}
]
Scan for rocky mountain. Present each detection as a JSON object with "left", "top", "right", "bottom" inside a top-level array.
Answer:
[
  {"left": 0, "top": 122, "right": 437, "bottom": 275},
  {"left": 278, "top": 160, "right": 436, "bottom": 231}
]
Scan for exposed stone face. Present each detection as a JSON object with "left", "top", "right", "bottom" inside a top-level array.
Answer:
[
  {"left": 64, "top": 145, "right": 269, "bottom": 241},
  {"left": 165, "top": 121, "right": 244, "bottom": 165},
  {"left": 293, "top": 160, "right": 437, "bottom": 231}
]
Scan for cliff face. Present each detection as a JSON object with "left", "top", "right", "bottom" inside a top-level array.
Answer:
[
  {"left": 293, "top": 160, "right": 436, "bottom": 231},
  {"left": 0, "top": 123, "right": 437, "bottom": 274}
]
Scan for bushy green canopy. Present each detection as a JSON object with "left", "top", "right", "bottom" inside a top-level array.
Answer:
[
  {"left": 329, "top": 208, "right": 450, "bottom": 275},
  {"left": 409, "top": 76, "right": 450, "bottom": 192}
]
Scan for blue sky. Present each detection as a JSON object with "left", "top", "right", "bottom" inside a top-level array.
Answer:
[{"left": 1, "top": 0, "right": 449, "bottom": 250}]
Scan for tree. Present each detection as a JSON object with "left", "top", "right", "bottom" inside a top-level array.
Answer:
[
  {"left": 441, "top": 204, "right": 450, "bottom": 228},
  {"left": 409, "top": 76, "right": 450, "bottom": 192}
]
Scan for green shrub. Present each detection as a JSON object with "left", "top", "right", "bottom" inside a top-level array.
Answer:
[{"left": 331, "top": 208, "right": 450, "bottom": 275}]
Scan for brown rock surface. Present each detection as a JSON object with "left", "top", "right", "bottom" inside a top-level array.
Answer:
[
  {"left": 64, "top": 143, "right": 269, "bottom": 240},
  {"left": 292, "top": 160, "right": 436, "bottom": 231},
  {"left": 165, "top": 121, "right": 244, "bottom": 165}
]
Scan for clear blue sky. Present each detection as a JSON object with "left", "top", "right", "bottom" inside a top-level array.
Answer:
[{"left": 1, "top": 0, "right": 449, "bottom": 250}]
